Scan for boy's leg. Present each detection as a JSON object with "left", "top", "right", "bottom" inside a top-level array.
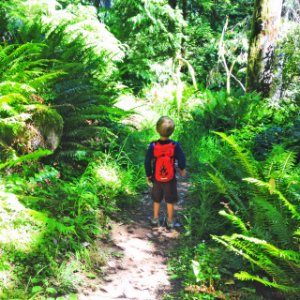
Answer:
[
  {"left": 151, "top": 181, "right": 163, "bottom": 225},
  {"left": 164, "top": 180, "right": 178, "bottom": 227},
  {"left": 153, "top": 201, "right": 160, "bottom": 220},
  {"left": 167, "top": 202, "right": 174, "bottom": 224}
]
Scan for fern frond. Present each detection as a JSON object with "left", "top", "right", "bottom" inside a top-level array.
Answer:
[
  {"left": 30, "top": 209, "right": 78, "bottom": 236},
  {"left": 214, "top": 131, "right": 258, "bottom": 178},
  {"left": 232, "top": 234, "right": 300, "bottom": 265},
  {"left": 0, "top": 81, "right": 36, "bottom": 94},
  {"left": 0, "top": 149, "right": 53, "bottom": 170},
  {"left": 46, "top": 218, "right": 78, "bottom": 236},
  {"left": 0, "top": 43, "right": 46, "bottom": 75},
  {"left": 219, "top": 210, "right": 249, "bottom": 234},
  {"left": 28, "top": 71, "right": 67, "bottom": 89},
  {"left": 208, "top": 172, "right": 227, "bottom": 194},
  {"left": 251, "top": 196, "right": 291, "bottom": 246},
  {"left": 208, "top": 169, "right": 246, "bottom": 211},
  {"left": 264, "top": 146, "right": 297, "bottom": 185},
  {"left": 212, "top": 234, "right": 294, "bottom": 284},
  {"left": 244, "top": 178, "right": 300, "bottom": 220},
  {"left": 0, "top": 93, "right": 28, "bottom": 105},
  {"left": 281, "top": 151, "right": 297, "bottom": 175},
  {"left": 211, "top": 234, "right": 259, "bottom": 263},
  {"left": 234, "top": 271, "right": 300, "bottom": 293},
  {"left": 56, "top": 150, "right": 89, "bottom": 161}
]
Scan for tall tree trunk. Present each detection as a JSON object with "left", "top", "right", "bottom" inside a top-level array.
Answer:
[
  {"left": 180, "top": 0, "right": 187, "bottom": 58},
  {"left": 246, "top": 0, "right": 283, "bottom": 97},
  {"left": 168, "top": 0, "right": 177, "bottom": 9},
  {"left": 95, "top": 0, "right": 112, "bottom": 8},
  {"left": 182, "top": 0, "right": 187, "bottom": 20},
  {"left": 93, "top": 0, "right": 99, "bottom": 8}
]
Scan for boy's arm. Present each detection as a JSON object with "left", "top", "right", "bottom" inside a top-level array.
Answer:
[
  {"left": 144, "top": 143, "right": 154, "bottom": 181},
  {"left": 175, "top": 142, "right": 186, "bottom": 176}
]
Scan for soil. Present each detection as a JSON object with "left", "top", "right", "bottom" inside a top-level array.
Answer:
[{"left": 77, "top": 178, "right": 189, "bottom": 300}]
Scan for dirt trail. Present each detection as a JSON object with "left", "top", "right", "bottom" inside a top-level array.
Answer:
[{"left": 78, "top": 178, "right": 189, "bottom": 300}]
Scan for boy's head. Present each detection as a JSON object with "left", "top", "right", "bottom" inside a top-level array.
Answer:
[{"left": 156, "top": 116, "right": 175, "bottom": 138}]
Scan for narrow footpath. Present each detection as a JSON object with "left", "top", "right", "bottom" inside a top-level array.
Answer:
[{"left": 77, "top": 177, "right": 189, "bottom": 300}]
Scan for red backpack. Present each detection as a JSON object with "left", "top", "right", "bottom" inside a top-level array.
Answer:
[{"left": 153, "top": 141, "right": 176, "bottom": 182}]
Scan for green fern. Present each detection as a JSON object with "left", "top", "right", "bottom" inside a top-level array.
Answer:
[
  {"left": 251, "top": 196, "right": 291, "bottom": 246},
  {"left": 235, "top": 271, "right": 300, "bottom": 294},
  {"left": 210, "top": 133, "right": 300, "bottom": 296},
  {"left": 28, "top": 71, "right": 67, "bottom": 90},
  {"left": 244, "top": 178, "right": 300, "bottom": 221},
  {"left": 219, "top": 210, "right": 249, "bottom": 234},
  {"left": 0, "top": 149, "right": 52, "bottom": 170},
  {"left": 214, "top": 131, "right": 258, "bottom": 178},
  {"left": 39, "top": 13, "right": 127, "bottom": 160},
  {"left": 0, "top": 93, "right": 28, "bottom": 105},
  {"left": 0, "top": 42, "right": 66, "bottom": 158},
  {"left": 212, "top": 234, "right": 300, "bottom": 289},
  {"left": 29, "top": 209, "right": 78, "bottom": 237},
  {"left": 264, "top": 145, "right": 298, "bottom": 185},
  {"left": 232, "top": 234, "right": 300, "bottom": 265},
  {"left": 109, "top": 0, "right": 184, "bottom": 85},
  {"left": 208, "top": 169, "right": 246, "bottom": 211}
]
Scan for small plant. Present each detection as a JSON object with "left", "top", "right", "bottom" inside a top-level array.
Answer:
[{"left": 191, "top": 243, "right": 221, "bottom": 287}]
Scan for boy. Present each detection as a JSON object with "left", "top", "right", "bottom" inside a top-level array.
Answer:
[{"left": 144, "top": 116, "right": 186, "bottom": 229}]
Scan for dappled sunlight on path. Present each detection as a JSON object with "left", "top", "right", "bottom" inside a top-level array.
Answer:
[{"left": 78, "top": 178, "right": 189, "bottom": 300}]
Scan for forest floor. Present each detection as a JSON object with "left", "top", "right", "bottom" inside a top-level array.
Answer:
[{"left": 76, "top": 177, "right": 189, "bottom": 300}]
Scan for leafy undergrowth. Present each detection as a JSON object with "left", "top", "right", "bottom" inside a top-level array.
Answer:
[
  {"left": 0, "top": 148, "right": 145, "bottom": 299},
  {"left": 166, "top": 89, "right": 300, "bottom": 300}
]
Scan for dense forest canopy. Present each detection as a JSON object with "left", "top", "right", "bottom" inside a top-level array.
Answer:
[{"left": 0, "top": 0, "right": 299, "bottom": 299}]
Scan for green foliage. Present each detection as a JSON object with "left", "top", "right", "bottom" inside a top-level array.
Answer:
[
  {"left": 0, "top": 4, "right": 143, "bottom": 296},
  {"left": 0, "top": 0, "right": 128, "bottom": 162},
  {"left": 185, "top": 0, "right": 253, "bottom": 87},
  {"left": 191, "top": 243, "right": 221, "bottom": 286},
  {"left": 182, "top": 90, "right": 262, "bottom": 135},
  {"left": 175, "top": 82, "right": 300, "bottom": 298},
  {"left": 0, "top": 42, "right": 61, "bottom": 107},
  {"left": 108, "top": 0, "right": 185, "bottom": 87},
  {"left": 213, "top": 233, "right": 300, "bottom": 295},
  {"left": 278, "top": 26, "right": 300, "bottom": 98},
  {"left": 0, "top": 148, "right": 52, "bottom": 170},
  {"left": 0, "top": 43, "right": 64, "bottom": 155},
  {"left": 168, "top": 241, "right": 231, "bottom": 300},
  {"left": 0, "top": 141, "right": 143, "bottom": 296},
  {"left": 0, "top": 0, "right": 299, "bottom": 299},
  {"left": 214, "top": 131, "right": 258, "bottom": 178},
  {"left": 209, "top": 133, "right": 300, "bottom": 297},
  {"left": 41, "top": 3, "right": 128, "bottom": 161}
]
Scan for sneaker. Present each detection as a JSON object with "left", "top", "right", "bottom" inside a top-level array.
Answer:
[
  {"left": 151, "top": 218, "right": 160, "bottom": 227},
  {"left": 166, "top": 221, "right": 174, "bottom": 230}
]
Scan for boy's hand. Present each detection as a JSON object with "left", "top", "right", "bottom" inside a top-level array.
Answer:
[
  {"left": 179, "top": 169, "right": 186, "bottom": 177},
  {"left": 146, "top": 176, "right": 153, "bottom": 187}
]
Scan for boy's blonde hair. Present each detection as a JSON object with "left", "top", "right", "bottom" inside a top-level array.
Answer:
[{"left": 156, "top": 116, "right": 175, "bottom": 138}]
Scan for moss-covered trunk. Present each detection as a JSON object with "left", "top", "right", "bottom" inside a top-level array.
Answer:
[{"left": 246, "top": 0, "right": 283, "bottom": 97}]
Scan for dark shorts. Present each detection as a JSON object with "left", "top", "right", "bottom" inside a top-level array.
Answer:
[{"left": 151, "top": 179, "right": 178, "bottom": 203}]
